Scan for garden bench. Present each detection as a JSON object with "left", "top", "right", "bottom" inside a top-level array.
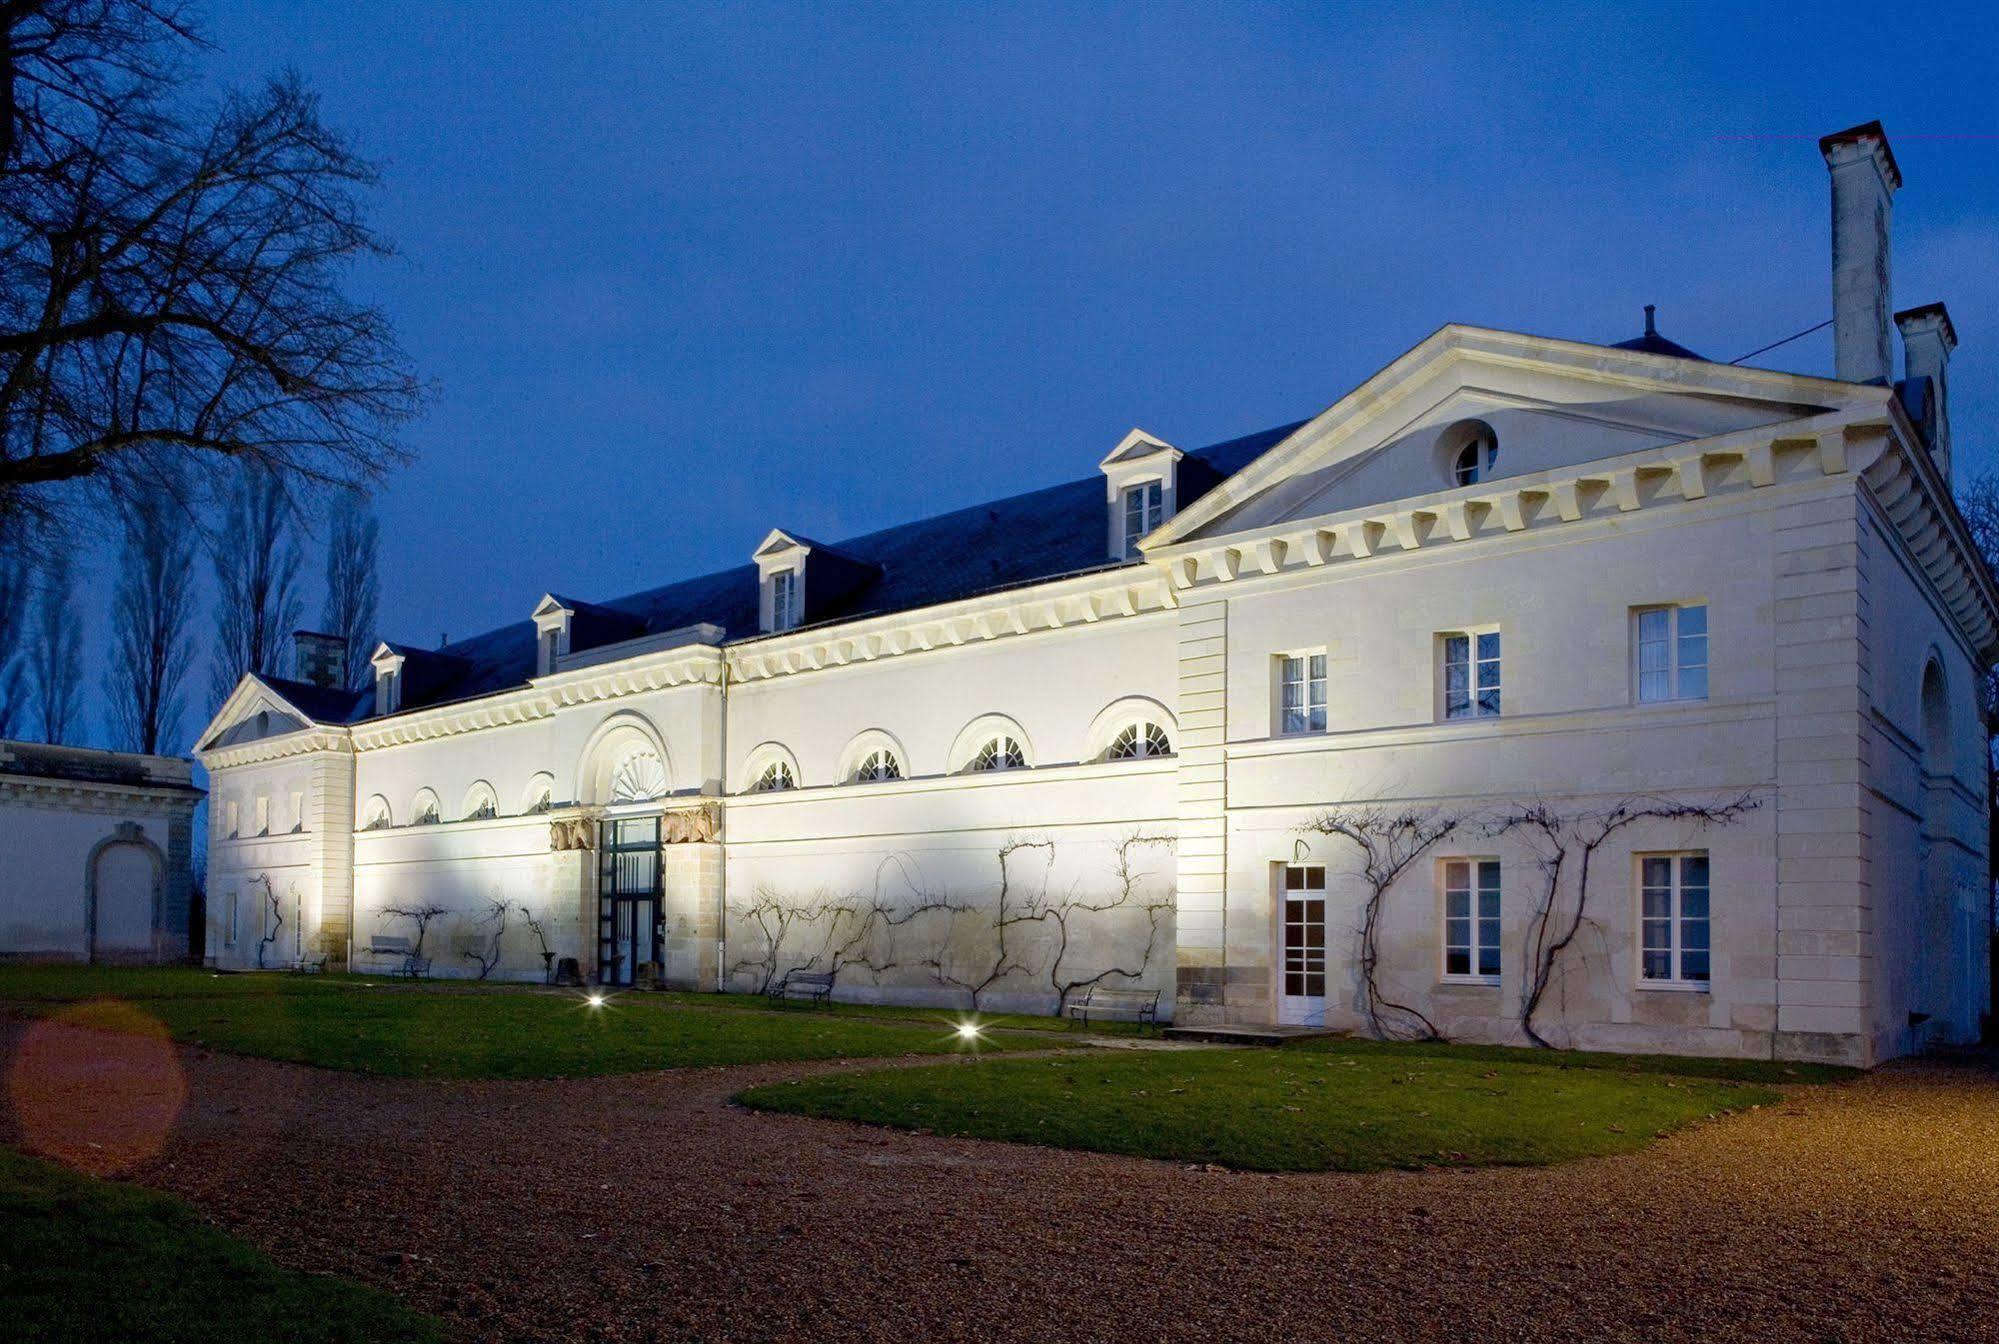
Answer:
[
  {"left": 768, "top": 968, "right": 834, "bottom": 1008},
  {"left": 1065, "top": 985, "right": 1159, "bottom": 1031},
  {"left": 368, "top": 934, "right": 430, "bottom": 980}
]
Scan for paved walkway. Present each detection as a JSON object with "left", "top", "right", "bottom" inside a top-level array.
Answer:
[{"left": 5, "top": 1012, "right": 1997, "bottom": 1343}]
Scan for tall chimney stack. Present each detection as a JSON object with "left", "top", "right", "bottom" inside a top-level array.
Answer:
[
  {"left": 292, "top": 630, "right": 347, "bottom": 689},
  {"left": 1819, "top": 121, "right": 1901, "bottom": 385},
  {"left": 1895, "top": 302, "right": 1957, "bottom": 481}
]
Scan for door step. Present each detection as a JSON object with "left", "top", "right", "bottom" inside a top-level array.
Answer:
[{"left": 1161, "top": 1023, "right": 1348, "bottom": 1046}]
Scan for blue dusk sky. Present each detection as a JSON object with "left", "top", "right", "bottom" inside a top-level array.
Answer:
[{"left": 182, "top": 1, "right": 1998, "bottom": 696}]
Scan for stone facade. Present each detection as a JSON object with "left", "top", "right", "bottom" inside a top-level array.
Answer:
[{"left": 194, "top": 128, "right": 1997, "bottom": 1066}]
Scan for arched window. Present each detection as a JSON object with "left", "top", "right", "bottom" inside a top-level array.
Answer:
[
  {"left": 410, "top": 789, "right": 440, "bottom": 826},
  {"left": 523, "top": 773, "right": 555, "bottom": 815},
  {"left": 753, "top": 760, "right": 796, "bottom": 792},
  {"left": 1921, "top": 657, "right": 1951, "bottom": 772},
  {"left": 608, "top": 747, "right": 669, "bottom": 803},
  {"left": 462, "top": 781, "right": 498, "bottom": 821},
  {"left": 1443, "top": 420, "right": 1498, "bottom": 487},
  {"left": 1107, "top": 721, "right": 1173, "bottom": 760},
  {"left": 854, "top": 749, "right": 902, "bottom": 783},
  {"left": 360, "top": 796, "right": 392, "bottom": 831},
  {"left": 969, "top": 735, "right": 1026, "bottom": 772}
]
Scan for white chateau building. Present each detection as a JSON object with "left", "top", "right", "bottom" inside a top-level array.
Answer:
[{"left": 199, "top": 123, "right": 1993, "bottom": 1066}]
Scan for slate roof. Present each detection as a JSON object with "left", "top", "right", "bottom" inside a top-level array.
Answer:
[
  {"left": 327, "top": 421, "right": 1305, "bottom": 724},
  {"left": 260, "top": 676, "right": 371, "bottom": 724}
]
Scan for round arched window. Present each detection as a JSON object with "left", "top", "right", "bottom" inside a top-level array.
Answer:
[
  {"left": 854, "top": 749, "right": 902, "bottom": 783},
  {"left": 970, "top": 735, "right": 1026, "bottom": 772},
  {"left": 1453, "top": 427, "right": 1497, "bottom": 486},
  {"left": 1107, "top": 721, "right": 1172, "bottom": 760},
  {"left": 754, "top": 760, "right": 796, "bottom": 792}
]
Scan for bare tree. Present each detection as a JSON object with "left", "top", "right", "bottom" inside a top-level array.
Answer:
[
  {"left": 459, "top": 896, "right": 509, "bottom": 980},
  {"left": 1489, "top": 793, "right": 1759, "bottom": 1048},
  {"left": 321, "top": 485, "right": 377, "bottom": 687},
  {"left": 209, "top": 463, "right": 299, "bottom": 700},
  {"left": 26, "top": 543, "right": 80, "bottom": 740},
  {"left": 1303, "top": 806, "right": 1467, "bottom": 1041},
  {"left": 1952, "top": 471, "right": 1999, "bottom": 923},
  {"left": 379, "top": 901, "right": 446, "bottom": 977},
  {"left": 517, "top": 904, "right": 556, "bottom": 983},
  {"left": 104, "top": 491, "right": 193, "bottom": 753},
  {"left": 0, "top": 1, "right": 421, "bottom": 524}
]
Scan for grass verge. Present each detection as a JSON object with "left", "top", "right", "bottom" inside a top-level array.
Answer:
[
  {"left": 0, "top": 966, "right": 1052, "bottom": 1078},
  {"left": 0, "top": 1146, "right": 446, "bottom": 1343},
  {"left": 737, "top": 1041, "right": 1788, "bottom": 1172}
]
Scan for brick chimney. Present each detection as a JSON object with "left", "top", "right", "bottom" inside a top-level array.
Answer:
[
  {"left": 1820, "top": 121, "right": 1900, "bottom": 385},
  {"left": 292, "top": 630, "right": 347, "bottom": 689},
  {"left": 1895, "top": 302, "right": 1956, "bottom": 482}
]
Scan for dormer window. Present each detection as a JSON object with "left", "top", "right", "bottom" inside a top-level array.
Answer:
[
  {"left": 1099, "top": 428, "right": 1182, "bottom": 561},
  {"left": 1121, "top": 482, "right": 1163, "bottom": 559},
  {"left": 370, "top": 644, "right": 405, "bottom": 716},
  {"left": 770, "top": 568, "right": 800, "bottom": 632},
  {"left": 531, "top": 596, "right": 575, "bottom": 677}
]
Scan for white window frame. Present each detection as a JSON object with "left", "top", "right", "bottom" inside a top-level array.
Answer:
[
  {"left": 1439, "top": 857, "right": 1502, "bottom": 983},
  {"left": 289, "top": 791, "right": 305, "bottom": 834},
  {"left": 1637, "top": 851, "right": 1711, "bottom": 989},
  {"left": 969, "top": 735, "right": 1026, "bottom": 772},
  {"left": 1274, "top": 651, "right": 1328, "bottom": 736},
  {"left": 1121, "top": 479, "right": 1164, "bottom": 559},
  {"left": 1106, "top": 720, "right": 1172, "bottom": 761},
  {"left": 1452, "top": 429, "right": 1497, "bottom": 486},
  {"left": 376, "top": 665, "right": 401, "bottom": 716},
  {"left": 223, "top": 799, "right": 239, "bottom": 840},
  {"left": 224, "top": 889, "right": 239, "bottom": 948},
  {"left": 753, "top": 760, "right": 796, "bottom": 792},
  {"left": 769, "top": 567, "right": 801, "bottom": 633},
  {"left": 1439, "top": 627, "right": 1501, "bottom": 720},
  {"left": 853, "top": 748, "right": 902, "bottom": 783},
  {"left": 1633, "top": 602, "right": 1709, "bottom": 704}
]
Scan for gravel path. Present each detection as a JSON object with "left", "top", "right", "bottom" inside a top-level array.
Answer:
[{"left": 6, "top": 1010, "right": 1998, "bottom": 1343}]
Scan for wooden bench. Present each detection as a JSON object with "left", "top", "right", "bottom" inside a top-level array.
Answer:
[
  {"left": 368, "top": 934, "right": 430, "bottom": 980},
  {"left": 1065, "top": 985, "right": 1159, "bottom": 1031},
  {"left": 768, "top": 968, "right": 834, "bottom": 1007}
]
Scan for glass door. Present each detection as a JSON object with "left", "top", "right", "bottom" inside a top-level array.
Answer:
[
  {"left": 598, "top": 816, "right": 662, "bottom": 985},
  {"left": 1279, "top": 864, "right": 1327, "bottom": 1026}
]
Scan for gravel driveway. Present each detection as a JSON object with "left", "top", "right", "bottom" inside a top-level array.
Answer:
[{"left": 6, "top": 1010, "right": 1997, "bottom": 1343}]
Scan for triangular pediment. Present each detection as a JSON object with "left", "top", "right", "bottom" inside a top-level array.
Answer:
[
  {"left": 195, "top": 675, "right": 316, "bottom": 753},
  {"left": 753, "top": 528, "right": 812, "bottom": 562},
  {"left": 1099, "top": 428, "right": 1180, "bottom": 471},
  {"left": 1153, "top": 324, "right": 1878, "bottom": 547}
]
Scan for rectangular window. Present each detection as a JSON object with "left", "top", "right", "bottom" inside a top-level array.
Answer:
[
  {"left": 224, "top": 890, "right": 239, "bottom": 947},
  {"left": 1442, "top": 858, "right": 1502, "bottom": 980},
  {"left": 289, "top": 791, "right": 305, "bottom": 834},
  {"left": 1442, "top": 630, "right": 1501, "bottom": 719},
  {"left": 1277, "top": 653, "right": 1328, "bottom": 735},
  {"left": 1122, "top": 481, "right": 1163, "bottom": 558},
  {"left": 1639, "top": 852, "right": 1711, "bottom": 986},
  {"left": 252, "top": 795, "right": 269, "bottom": 837},
  {"left": 377, "top": 668, "right": 400, "bottom": 716},
  {"left": 224, "top": 800, "right": 239, "bottom": 839},
  {"left": 770, "top": 569, "right": 799, "bottom": 631},
  {"left": 1635, "top": 603, "right": 1708, "bottom": 703},
  {"left": 539, "top": 627, "right": 561, "bottom": 676}
]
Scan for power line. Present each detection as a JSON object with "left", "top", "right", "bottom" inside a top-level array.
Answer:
[{"left": 1729, "top": 318, "right": 1833, "bottom": 366}]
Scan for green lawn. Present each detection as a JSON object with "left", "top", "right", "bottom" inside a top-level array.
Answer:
[
  {"left": 0, "top": 967, "right": 1053, "bottom": 1078},
  {"left": 737, "top": 1042, "right": 1789, "bottom": 1172},
  {"left": 0, "top": 1147, "right": 447, "bottom": 1343}
]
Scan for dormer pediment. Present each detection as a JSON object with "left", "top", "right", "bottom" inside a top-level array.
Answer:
[
  {"left": 1098, "top": 428, "right": 1182, "bottom": 472},
  {"left": 753, "top": 528, "right": 813, "bottom": 570}
]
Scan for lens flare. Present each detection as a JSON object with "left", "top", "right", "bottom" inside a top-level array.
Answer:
[
  {"left": 586, "top": 992, "right": 607, "bottom": 1009},
  {"left": 955, "top": 1020, "right": 982, "bottom": 1041}
]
